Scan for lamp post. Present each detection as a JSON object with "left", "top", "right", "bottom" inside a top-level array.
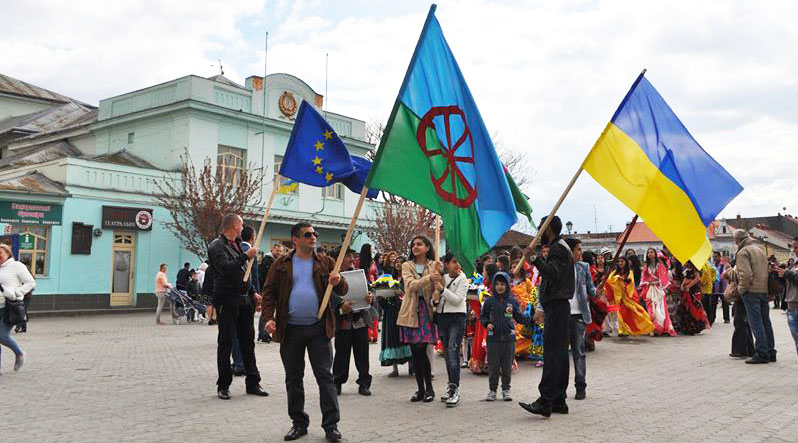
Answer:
[
  {"left": 566, "top": 221, "right": 573, "bottom": 235},
  {"left": 763, "top": 235, "right": 769, "bottom": 257}
]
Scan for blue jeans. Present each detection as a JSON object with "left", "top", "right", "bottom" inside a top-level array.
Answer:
[
  {"left": 741, "top": 293, "right": 776, "bottom": 360},
  {"left": 786, "top": 309, "right": 798, "bottom": 357},
  {"left": 568, "top": 315, "right": 587, "bottom": 390},
  {"left": 437, "top": 313, "right": 466, "bottom": 387},
  {"left": 0, "top": 309, "right": 24, "bottom": 360}
]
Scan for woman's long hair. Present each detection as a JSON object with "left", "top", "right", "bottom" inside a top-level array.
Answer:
[
  {"left": 615, "top": 256, "right": 630, "bottom": 276},
  {"left": 408, "top": 235, "right": 435, "bottom": 263},
  {"left": 645, "top": 248, "right": 658, "bottom": 267},
  {"left": 359, "top": 243, "right": 373, "bottom": 273}
]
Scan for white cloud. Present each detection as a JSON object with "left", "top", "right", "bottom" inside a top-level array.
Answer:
[{"left": 3, "top": 0, "right": 796, "bottom": 232}]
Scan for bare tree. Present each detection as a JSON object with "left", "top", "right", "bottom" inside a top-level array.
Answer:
[
  {"left": 367, "top": 201, "right": 438, "bottom": 255},
  {"left": 153, "top": 149, "right": 264, "bottom": 259}
]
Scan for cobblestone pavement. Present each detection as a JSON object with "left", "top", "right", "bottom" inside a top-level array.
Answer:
[{"left": 3, "top": 309, "right": 798, "bottom": 443}]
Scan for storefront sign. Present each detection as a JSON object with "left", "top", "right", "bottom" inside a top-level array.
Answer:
[
  {"left": 19, "top": 233, "right": 34, "bottom": 250},
  {"left": 0, "top": 201, "right": 63, "bottom": 225},
  {"left": 102, "top": 206, "right": 153, "bottom": 231}
]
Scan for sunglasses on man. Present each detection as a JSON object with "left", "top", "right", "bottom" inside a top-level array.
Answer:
[{"left": 303, "top": 231, "right": 319, "bottom": 239}]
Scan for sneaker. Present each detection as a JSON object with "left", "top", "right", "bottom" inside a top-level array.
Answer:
[
  {"left": 485, "top": 390, "right": 497, "bottom": 402},
  {"left": 535, "top": 361, "right": 544, "bottom": 368},
  {"left": 745, "top": 356, "right": 770, "bottom": 364},
  {"left": 446, "top": 385, "right": 460, "bottom": 407},
  {"left": 410, "top": 391, "right": 424, "bottom": 402},
  {"left": 14, "top": 352, "right": 24, "bottom": 371},
  {"left": 423, "top": 390, "right": 435, "bottom": 402},
  {"left": 440, "top": 390, "right": 449, "bottom": 403},
  {"left": 502, "top": 389, "right": 512, "bottom": 401}
]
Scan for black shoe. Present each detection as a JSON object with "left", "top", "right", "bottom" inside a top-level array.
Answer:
[
  {"left": 284, "top": 426, "right": 307, "bottom": 441},
  {"left": 552, "top": 402, "right": 569, "bottom": 414},
  {"left": 423, "top": 390, "right": 435, "bottom": 402},
  {"left": 745, "top": 356, "right": 770, "bottom": 364},
  {"left": 325, "top": 428, "right": 342, "bottom": 442},
  {"left": 336, "top": 384, "right": 342, "bottom": 395},
  {"left": 208, "top": 319, "right": 217, "bottom": 326},
  {"left": 770, "top": 353, "right": 777, "bottom": 363},
  {"left": 410, "top": 391, "right": 424, "bottom": 402},
  {"left": 233, "top": 369, "right": 245, "bottom": 377},
  {"left": 217, "top": 388, "right": 231, "bottom": 400},
  {"left": 358, "top": 385, "right": 372, "bottom": 396},
  {"left": 519, "top": 400, "right": 551, "bottom": 417},
  {"left": 246, "top": 385, "right": 269, "bottom": 397},
  {"left": 575, "top": 390, "right": 586, "bottom": 400}
]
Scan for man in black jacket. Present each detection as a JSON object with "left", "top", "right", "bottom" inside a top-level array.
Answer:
[
  {"left": 207, "top": 213, "right": 268, "bottom": 400},
  {"left": 519, "top": 215, "right": 575, "bottom": 418},
  {"left": 175, "top": 262, "right": 190, "bottom": 291}
]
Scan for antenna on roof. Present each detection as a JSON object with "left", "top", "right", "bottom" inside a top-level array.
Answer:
[{"left": 211, "top": 59, "right": 224, "bottom": 76}]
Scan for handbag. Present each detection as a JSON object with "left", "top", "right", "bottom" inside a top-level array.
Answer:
[
  {"left": 3, "top": 299, "right": 27, "bottom": 326},
  {"left": 724, "top": 271, "right": 740, "bottom": 303}
]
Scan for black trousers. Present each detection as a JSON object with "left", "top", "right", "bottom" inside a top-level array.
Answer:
[
  {"left": 280, "top": 323, "right": 340, "bottom": 431},
  {"left": 731, "top": 300, "right": 755, "bottom": 357},
  {"left": 487, "top": 340, "right": 514, "bottom": 391},
  {"left": 538, "top": 299, "right": 570, "bottom": 406},
  {"left": 216, "top": 296, "right": 260, "bottom": 390},
  {"left": 333, "top": 327, "right": 372, "bottom": 388}
]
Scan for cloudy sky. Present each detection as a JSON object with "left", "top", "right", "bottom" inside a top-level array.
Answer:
[{"left": 3, "top": 0, "right": 796, "bottom": 234}]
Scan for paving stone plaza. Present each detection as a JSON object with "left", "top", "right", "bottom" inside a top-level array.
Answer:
[{"left": 4, "top": 310, "right": 798, "bottom": 443}]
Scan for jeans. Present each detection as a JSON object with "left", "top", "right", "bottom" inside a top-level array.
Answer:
[
  {"left": 232, "top": 336, "right": 244, "bottom": 372},
  {"left": 280, "top": 322, "right": 340, "bottom": 431},
  {"left": 0, "top": 309, "right": 24, "bottom": 359},
  {"left": 487, "top": 340, "right": 514, "bottom": 391},
  {"left": 437, "top": 313, "right": 466, "bottom": 387},
  {"left": 741, "top": 293, "right": 776, "bottom": 360},
  {"left": 333, "top": 327, "right": 371, "bottom": 388},
  {"left": 568, "top": 315, "right": 587, "bottom": 391},
  {"left": 538, "top": 299, "right": 570, "bottom": 406},
  {"left": 216, "top": 297, "right": 260, "bottom": 390},
  {"left": 155, "top": 291, "right": 174, "bottom": 323},
  {"left": 786, "top": 309, "right": 798, "bottom": 357}
]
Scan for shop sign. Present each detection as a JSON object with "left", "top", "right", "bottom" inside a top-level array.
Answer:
[
  {"left": 0, "top": 201, "right": 63, "bottom": 225},
  {"left": 19, "top": 233, "right": 34, "bottom": 250},
  {"left": 101, "top": 206, "right": 153, "bottom": 231}
]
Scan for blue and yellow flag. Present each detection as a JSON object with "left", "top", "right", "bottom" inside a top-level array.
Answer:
[
  {"left": 280, "top": 101, "right": 377, "bottom": 198},
  {"left": 583, "top": 72, "right": 743, "bottom": 266}
]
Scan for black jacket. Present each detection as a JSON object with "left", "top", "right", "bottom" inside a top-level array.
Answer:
[
  {"left": 175, "top": 268, "right": 190, "bottom": 290},
  {"left": 534, "top": 238, "right": 575, "bottom": 307},
  {"left": 480, "top": 293, "right": 527, "bottom": 342},
  {"left": 258, "top": 254, "right": 275, "bottom": 293},
  {"left": 207, "top": 234, "right": 250, "bottom": 303}
]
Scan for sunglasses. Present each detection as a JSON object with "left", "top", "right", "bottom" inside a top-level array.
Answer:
[{"left": 303, "top": 231, "right": 319, "bottom": 239}]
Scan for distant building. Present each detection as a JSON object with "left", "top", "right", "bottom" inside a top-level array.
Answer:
[{"left": 0, "top": 72, "right": 378, "bottom": 312}]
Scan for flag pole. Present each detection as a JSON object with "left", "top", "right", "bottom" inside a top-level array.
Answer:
[
  {"left": 317, "top": 185, "right": 370, "bottom": 319},
  {"left": 596, "top": 214, "right": 639, "bottom": 292},
  {"left": 434, "top": 215, "right": 441, "bottom": 259},
  {"left": 513, "top": 164, "right": 584, "bottom": 276},
  {"left": 244, "top": 174, "right": 280, "bottom": 282}
]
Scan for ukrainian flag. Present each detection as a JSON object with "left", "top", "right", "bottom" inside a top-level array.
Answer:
[{"left": 583, "top": 72, "right": 743, "bottom": 266}]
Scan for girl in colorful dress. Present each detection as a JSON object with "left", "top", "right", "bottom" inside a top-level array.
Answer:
[
  {"left": 640, "top": 248, "right": 676, "bottom": 336},
  {"left": 667, "top": 259, "right": 684, "bottom": 332},
  {"left": 605, "top": 257, "right": 655, "bottom": 336},
  {"left": 378, "top": 252, "right": 411, "bottom": 376},
  {"left": 583, "top": 252, "right": 607, "bottom": 350},
  {"left": 398, "top": 236, "right": 440, "bottom": 402},
  {"left": 676, "top": 261, "right": 710, "bottom": 335}
]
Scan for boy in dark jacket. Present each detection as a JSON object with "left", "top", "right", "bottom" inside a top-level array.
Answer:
[{"left": 481, "top": 272, "right": 528, "bottom": 401}]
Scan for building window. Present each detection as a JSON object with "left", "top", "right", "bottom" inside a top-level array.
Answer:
[
  {"left": 322, "top": 183, "right": 344, "bottom": 200},
  {"left": 127, "top": 132, "right": 135, "bottom": 144},
  {"left": 274, "top": 155, "right": 298, "bottom": 194},
  {"left": 218, "top": 145, "right": 246, "bottom": 186},
  {"left": 10, "top": 225, "right": 49, "bottom": 277}
]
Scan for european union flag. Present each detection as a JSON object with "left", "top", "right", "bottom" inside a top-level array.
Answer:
[{"left": 280, "top": 101, "right": 378, "bottom": 198}]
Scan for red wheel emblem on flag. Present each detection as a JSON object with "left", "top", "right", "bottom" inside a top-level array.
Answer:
[{"left": 417, "top": 106, "right": 477, "bottom": 208}]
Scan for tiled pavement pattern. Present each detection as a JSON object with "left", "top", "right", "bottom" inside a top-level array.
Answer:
[{"left": 3, "top": 310, "right": 798, "bottom": 443}]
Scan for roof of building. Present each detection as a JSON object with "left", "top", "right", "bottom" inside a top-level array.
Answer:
[
  {"left": 207, "top": 74, "right": 247, "bottom": 90},
  {"left": 0, "top": 102, "right": 97, "bottom": 138},
  {"left": 90, "top": 149, "right": 158, "bottom": 169},
  {"left": 0, "top": 140, "right": 82, "bottom": 169},
  {"left": 0, "top": 73, "right": 79, "bottom": 104},
  {"left": 726, "top": 215, "right": 798, "bottom": 238},
  {"left": 0, "top": 170, "right": 69, "bottom": 196},
  {"left": 619, "top": 221, "right": 716, "bottom": 244},
  {"left": 494, "top": 230, "right": 533, "bottom": 248}
]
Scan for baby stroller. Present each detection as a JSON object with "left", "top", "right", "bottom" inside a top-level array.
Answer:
[{"left": 167, "top": 288, "right": 207, "bottom": 323}]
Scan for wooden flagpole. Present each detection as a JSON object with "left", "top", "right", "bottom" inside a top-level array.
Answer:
[
  {"left": 243, "top": 174, "right": 280, "bottom": 282},
  {"left": 512, "top": 164, "right": 585, "bottom": 276},
  {"left": 433, "top": 215, "right": 441, "bottom": 259},
  {"left": 317, "top": 186, "right": 370, "bottom": 319},
  {"left": 596, "top": 214, "right": 639, "bottom": 292}
]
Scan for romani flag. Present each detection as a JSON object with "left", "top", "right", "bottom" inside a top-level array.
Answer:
[{"left": 365, "top": 5, "right": 531, "bottom": 272}]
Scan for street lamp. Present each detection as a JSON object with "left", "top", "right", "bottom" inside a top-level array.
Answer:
[
  {"left": 762, "top": 235, "right": 769, "bottom": 257},
  {"left": 566, "top": 221, "right": 573, "bottom": 235}
]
